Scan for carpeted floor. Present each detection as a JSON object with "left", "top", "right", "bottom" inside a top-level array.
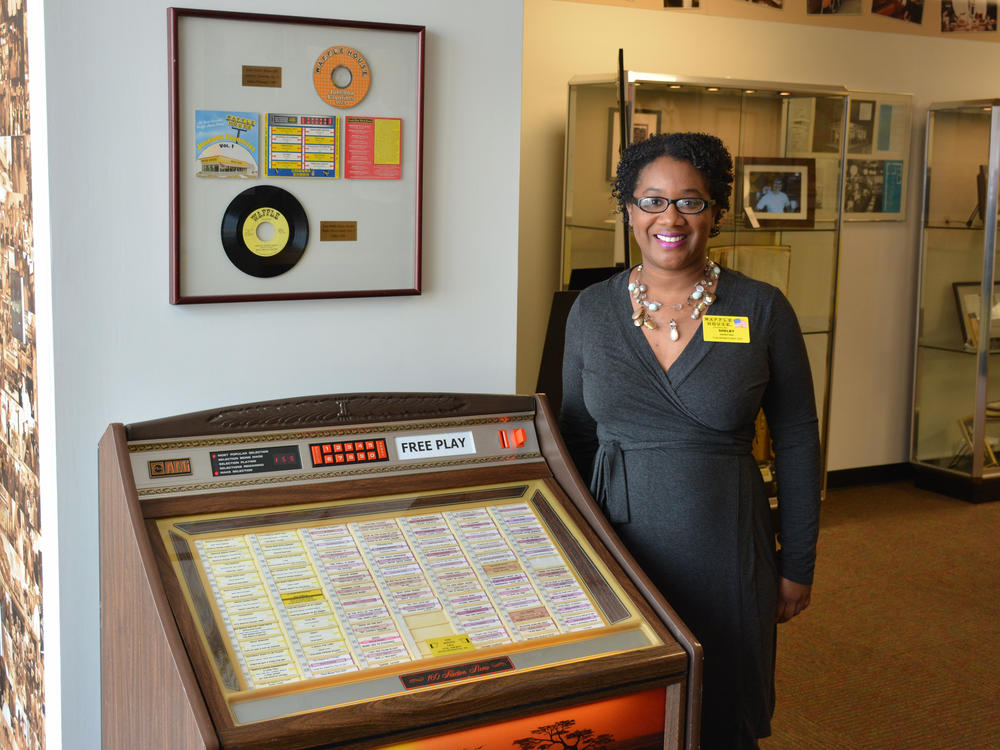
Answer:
[{"left": 763, "top": 481, "right": 1000, "bottom": 749}]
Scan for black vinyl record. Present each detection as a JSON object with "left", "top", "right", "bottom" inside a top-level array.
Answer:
[{"left": 220, "top": 185, "right": 309, "bottom": 278}]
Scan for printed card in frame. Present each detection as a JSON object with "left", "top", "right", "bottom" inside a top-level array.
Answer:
[
  {"left": 168, "top": 8, "right": 425, "bottom": 304},
  {"left": 739, "top": 157, "right": 816, "bottom": 229}
]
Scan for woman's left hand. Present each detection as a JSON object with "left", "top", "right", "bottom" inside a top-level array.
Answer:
[{"left": 776, "top": 577, "right": 811, "bottom": 623}]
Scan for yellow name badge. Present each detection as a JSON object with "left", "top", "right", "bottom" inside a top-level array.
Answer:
[{"left": 702, "top": 315, "right": 751, "bottom": 343}]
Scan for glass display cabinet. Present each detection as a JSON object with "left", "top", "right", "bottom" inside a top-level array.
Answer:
[
  {"left": 912, "top": 100, "right": 1000, "bottom": 502},
  {"left": 561, "top": 73, "right": 848, "bottom": 491}
]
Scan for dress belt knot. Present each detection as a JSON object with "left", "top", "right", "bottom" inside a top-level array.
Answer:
[
  {"left": 590, "top": 437, "right": 753, "bottom": 525},
  {"left": 591, "top": 441, "right": 630, "bottom": 524}
]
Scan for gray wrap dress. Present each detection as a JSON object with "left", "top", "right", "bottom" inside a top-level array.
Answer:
[{"left": 559, "top": 267, "right": 821, "bottom": 749}]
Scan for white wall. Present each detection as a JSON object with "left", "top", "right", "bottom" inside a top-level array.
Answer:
[
  {"left": 518, "top": 0, "right": 1000, "bottom": 471},
  {"left": 26, "top": 0, "right": 59, "bottom": 745},
  {"left": 40, "top": 1, "right": 523, "bottom": 746}
]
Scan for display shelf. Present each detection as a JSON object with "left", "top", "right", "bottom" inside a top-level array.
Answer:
[
  {"left": 918, "top": 343, "right": 1000, "bottom": 355},
  {"left": 565, "top": 222, "right": 616, "bottom": 231},
  {"left": 911, "top": 100, "right": 1000, "bottom": 501}
]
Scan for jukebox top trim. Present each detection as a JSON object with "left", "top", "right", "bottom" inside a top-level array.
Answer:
[{"left": 129, "top": 411, "right": 544, "bottom": 499}]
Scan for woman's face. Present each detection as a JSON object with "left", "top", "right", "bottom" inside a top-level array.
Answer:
[{"left": 626, "top": 155, "right": 719, "bottom": 276}]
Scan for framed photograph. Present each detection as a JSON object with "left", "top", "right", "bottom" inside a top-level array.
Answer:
[
  {"left": 952, "top": 281, "right": 1000, "bottom": 348},
  {"left": 607, "top": 108, "right": 661, "bottom": 181},
  {"left": 739, "top": 157, "right": 815, "bottom": 228},
  {"left": 169, "top": 8, "right": 425, "bottom": 304}
]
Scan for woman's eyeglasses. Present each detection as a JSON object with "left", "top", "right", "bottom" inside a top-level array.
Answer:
[{"left": 633, "top": 196, "right": 715, "bottom": 214}]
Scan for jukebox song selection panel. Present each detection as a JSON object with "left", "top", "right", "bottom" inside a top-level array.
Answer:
[{"left": 182, "top": 498, "right": 608, "bottom": 691}]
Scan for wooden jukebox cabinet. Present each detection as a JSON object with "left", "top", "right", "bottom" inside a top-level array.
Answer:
[{"left": 99, "top": 393, "right": 701, "bottom": 749}]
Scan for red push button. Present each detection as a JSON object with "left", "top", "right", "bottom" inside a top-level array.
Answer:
[
  {"left": 498, "top": 430, "right": 510, "bottom": 449},
  {"left": 513, "top": 428, "right": 527, "bottom": 448}
]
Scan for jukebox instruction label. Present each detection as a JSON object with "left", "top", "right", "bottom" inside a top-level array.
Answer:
[{"left": 192, "top": 501, "right": 606, "bottom": 690}]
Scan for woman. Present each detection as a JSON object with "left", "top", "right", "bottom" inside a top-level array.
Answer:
[{"left": 559, "top": 132, "right": 821, "bottom": 749}]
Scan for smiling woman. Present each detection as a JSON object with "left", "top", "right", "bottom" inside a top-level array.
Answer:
[
  {"left": 559, "top": 132, "right": 822, "bottom": 750},
  {"left": 625, "top": 156, "right": 719, "bottom": 279}
]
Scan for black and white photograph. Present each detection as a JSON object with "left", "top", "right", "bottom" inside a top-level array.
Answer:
[
  {"left": 740, "top": 157, "right": 815, "bottom": 228},
  {"left": 941, "top": 0, "right": 998, "bottom": 31},
  {"left": 844, "top": 159, "right": 903, "bottom": 214}
]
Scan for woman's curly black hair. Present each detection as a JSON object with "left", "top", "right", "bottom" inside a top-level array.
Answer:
[{"left": 611, "top": 132, "right": 734, "bottom": 222}]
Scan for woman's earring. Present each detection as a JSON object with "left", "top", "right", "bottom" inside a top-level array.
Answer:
[{"left": 709, "top": 224, "right": 721, "bottom": 238}]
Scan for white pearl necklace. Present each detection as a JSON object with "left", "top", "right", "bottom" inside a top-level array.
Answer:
[{"left": 628, "top": 260, "right": 721, "bottom": 341}]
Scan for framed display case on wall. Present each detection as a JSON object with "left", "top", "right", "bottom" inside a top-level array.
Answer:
[
  {"left": 167, "top": 8, "right": 425, "bottom": 304},
  {"left": 911, "top": 100, "right": 1000, "bottom": 502},
  {"left": 560, "top": 72, "right": 849, "bottom": 496}
]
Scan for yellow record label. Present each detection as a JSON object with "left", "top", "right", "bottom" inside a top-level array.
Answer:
[
  {"left": 313, "top": 45, "right": 371, "bottom": 109},
  {"left": 242, "top": 207, "right": 290, "bottom": 258}
]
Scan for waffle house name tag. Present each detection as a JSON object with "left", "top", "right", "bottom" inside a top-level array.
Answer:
[{"left": 703, "top": 315, "right": 751, "bottom": 343}]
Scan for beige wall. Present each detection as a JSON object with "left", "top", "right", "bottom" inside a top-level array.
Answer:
[{"left": 518, "top": 0, "right": 1000, "bottom": 471}]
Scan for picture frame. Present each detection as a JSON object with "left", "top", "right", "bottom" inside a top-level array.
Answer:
[
  {"left": 168, "top": 8, "right": 425, "bottom": 304},
  {"left": 607, "top": 108, "right": 661, "bottom": 181},
  {"left": 739, "top": 157, "right": 815, "bottom": 229},
  {"left": 952, "top": 281, "right": 1000, "bottom": 348},
  {"left": 784, "top": 91, "right": 910, "bottom": 222},
  {"left": 844, "top": 158, "right": 904, "bottom": 219},
  {"left": 957, "top": 415, "right": 999, "bottom": 468},
  {"left": 841, "top": 93, "right": 911, "bottom": 222},
  {"left": 974, "top": 164, "right": 1000, "bottom": 226}
]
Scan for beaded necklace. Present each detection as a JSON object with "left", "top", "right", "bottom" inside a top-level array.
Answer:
[{"left": 628, "top": 259, "right": 721, "bottom": 341}]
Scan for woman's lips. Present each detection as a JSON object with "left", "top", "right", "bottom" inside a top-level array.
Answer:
[{"left": 654, "top": 232, "right": 686, "bottom": 248}]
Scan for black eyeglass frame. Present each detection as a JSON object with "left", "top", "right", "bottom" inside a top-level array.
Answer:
[{"left": 632, "top": 196, "right": 717, "bottom": 215}]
